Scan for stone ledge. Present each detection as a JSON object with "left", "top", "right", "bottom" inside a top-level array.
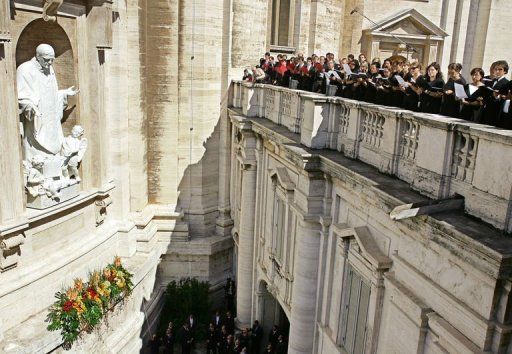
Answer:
[{"left": 233, "top": 112, "right": 512, "bottom": 280}]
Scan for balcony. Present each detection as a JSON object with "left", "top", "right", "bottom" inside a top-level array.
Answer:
[{"left": 230, "top": 80, "right": 512, "bottom": 233}]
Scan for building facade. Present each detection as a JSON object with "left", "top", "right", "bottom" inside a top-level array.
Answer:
[
  {"left": 229, "top": 81, "right": 512, "bottom": 353},
  {"left": 0, "top": 0, "right": 511, "bottom": 353}
]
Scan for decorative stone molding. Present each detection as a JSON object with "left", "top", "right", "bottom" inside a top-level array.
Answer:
[
  {"left": 42, "top": 0, "right": 64, "bottom": 22},
  {"left": 95, "top": 195, "right": 113, "bottom": 225}
]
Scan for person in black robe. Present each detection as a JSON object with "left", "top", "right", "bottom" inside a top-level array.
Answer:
[
  {"left": 440, "top": 63, "right": 466, "bottom": 117},
  {"left": 351, "top": 63, "right": 369, "bottom": 100},
  {"left": 402, "top": 63, "right": 423, "bottom": 112},
  {"left": 481, "top": 60, "right": 510, "bottom": 127},
  {"left": 419, "top": 62, "right": 445, "bottom": 114},
  {"left": 460, "top": 67, "right": 486, "bottom": 123},
  {"left": 363, "top": 63, "right": 380, "bottom": 103},
  {"left": 374, "top": 67, "right": 393, "bottom": 106}
]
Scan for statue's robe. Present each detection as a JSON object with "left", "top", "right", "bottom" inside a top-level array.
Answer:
[{"left": 17, "top": 57, "right": 67, "bottom": 160}]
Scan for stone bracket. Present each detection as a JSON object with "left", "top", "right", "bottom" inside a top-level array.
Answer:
[
  {"left": 95, "top": 195, "right": 113, "bottom": 226},
  {"left": 42, "top": 0, "right": 64, "bottom": 22},
  {"left": 0, "top": 219, "right": 29, "bottom": 272},
  {"left": 390, "top": 195, "right": 465, "bottom": 221}
]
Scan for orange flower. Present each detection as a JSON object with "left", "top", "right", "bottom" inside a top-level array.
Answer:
[
  {"left": 103, "top": 269, "right": 111, "bottom": 279},
  {"left": 66, "top": 288, "right": 79, "bottom": 301},
  {"left": 114, "top": 256, "right": 122, "bottom": 268},
  {"left": 74, "top": 278, "right": 84, "bottom": 292}
]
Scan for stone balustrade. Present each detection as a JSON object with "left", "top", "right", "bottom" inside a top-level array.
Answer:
[{"left": 231, "top": 80, "right": 512, "bottom": 233}]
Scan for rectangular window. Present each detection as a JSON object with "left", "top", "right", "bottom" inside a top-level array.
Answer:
[{"left": 338, "top": 265, "right": 371, "bottom": 354}]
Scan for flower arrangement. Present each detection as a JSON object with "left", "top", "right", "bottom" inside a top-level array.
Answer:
[{"left": 46, "top": 256, "right": 134, "bottom": 349}]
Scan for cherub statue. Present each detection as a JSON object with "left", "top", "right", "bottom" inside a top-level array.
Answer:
[
  {"left": 24, "top": 155, "right": 62, "bottom": 199},
  {"left": 61, "top": 125, "right": 87, "bottom": 183}
]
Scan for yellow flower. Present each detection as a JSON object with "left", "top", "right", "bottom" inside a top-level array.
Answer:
[
  {"left": 73, "top": 300, "right": 86, "bottom": 314},
  {"left": 116, "top": 279, "right": 126, "bottom": 288}
]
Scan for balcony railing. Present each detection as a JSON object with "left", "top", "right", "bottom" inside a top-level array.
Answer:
[{"left": 230, "top": 80, "right": 512, "bottom": 233}]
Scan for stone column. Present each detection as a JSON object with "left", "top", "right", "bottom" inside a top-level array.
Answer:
[
  {"left": 0, "top": 2, "right": 27, "bottom": 272},
  {"left": 236, "top": 162, "right": 257, "bottom": 327},
  {"left": 288, "top": 218, "right": 321, "bottom": 354},
  {"left": 0, "top": 5, "right": 24, "bottom": 225},
  {"left": 231, "top": 0, "right": 268, "bottom": 71}
]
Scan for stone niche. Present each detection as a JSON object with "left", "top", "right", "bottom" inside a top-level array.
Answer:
[{"left": 12, "top": 6, "right": 83, "bottom": 209}]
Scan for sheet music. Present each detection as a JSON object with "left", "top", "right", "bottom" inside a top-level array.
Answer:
[
  {"left": 394, "top": 75, "right": 409, "bottom": 88},
  {"left": 342, "top": 64, "right": 352, "bottom": 76},
  {"left": 454, "top": 83, "right": 468, "bottom": 99}
]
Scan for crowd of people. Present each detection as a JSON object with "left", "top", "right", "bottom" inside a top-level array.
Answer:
[
  {"left": 242, "top": 52, "right": 512, "bottom": 129},
  {"left": 147, "top": 277, "right": 288, "bottom": 354},
  {"left": 148, "top": 312, "right": 288, "bottom": 354}
]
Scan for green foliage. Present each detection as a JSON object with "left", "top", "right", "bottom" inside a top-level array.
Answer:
[
  {"left": 158, "top": 277, "right": 212, "bottom": 340},
  {"left": 45, "top": 257, "right": 133, "bottom": 350}
]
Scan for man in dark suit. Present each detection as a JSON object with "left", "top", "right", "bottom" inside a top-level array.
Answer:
[
  {"left": 212, "top": 310, "right": 223, "bottom": 331},
  {"left": 179, "top": 323, "right": 193, "bottom": 354},
  {"left": 251, "top": 320, "right": 263, "bottom": 354},
  {"left": 206, "top": 323, "right": 218, "bottom": 354},
  {"left": 482, "top": 60, "right": 510, "bottom": 126},
  {"left": 224, "top": 311, "right": 235, "bottom": 335},
  {"left": 275, "top": 335, "right": 287, "bottom": 354},
  {"left": 268, "top": 325, "right": 280, "bottom": 349}
]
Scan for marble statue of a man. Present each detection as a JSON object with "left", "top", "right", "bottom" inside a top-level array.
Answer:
[{"left": 17, "top": 44, "right": 79, "bottom": 161}]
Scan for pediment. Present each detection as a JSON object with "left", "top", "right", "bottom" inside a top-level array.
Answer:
[
  {"left": 333, "top": 224, "right": 392, "bottom": 270},
  {"left": 268, "top": 167, "right": 295, "bottom": 191},
  {"left": 365, "top": 8, "right": 448, "bottom": 38}
]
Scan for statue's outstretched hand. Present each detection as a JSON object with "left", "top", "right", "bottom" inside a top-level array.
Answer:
[{"left": 65, "top": 86, "right": 80, "bottom": 97}]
